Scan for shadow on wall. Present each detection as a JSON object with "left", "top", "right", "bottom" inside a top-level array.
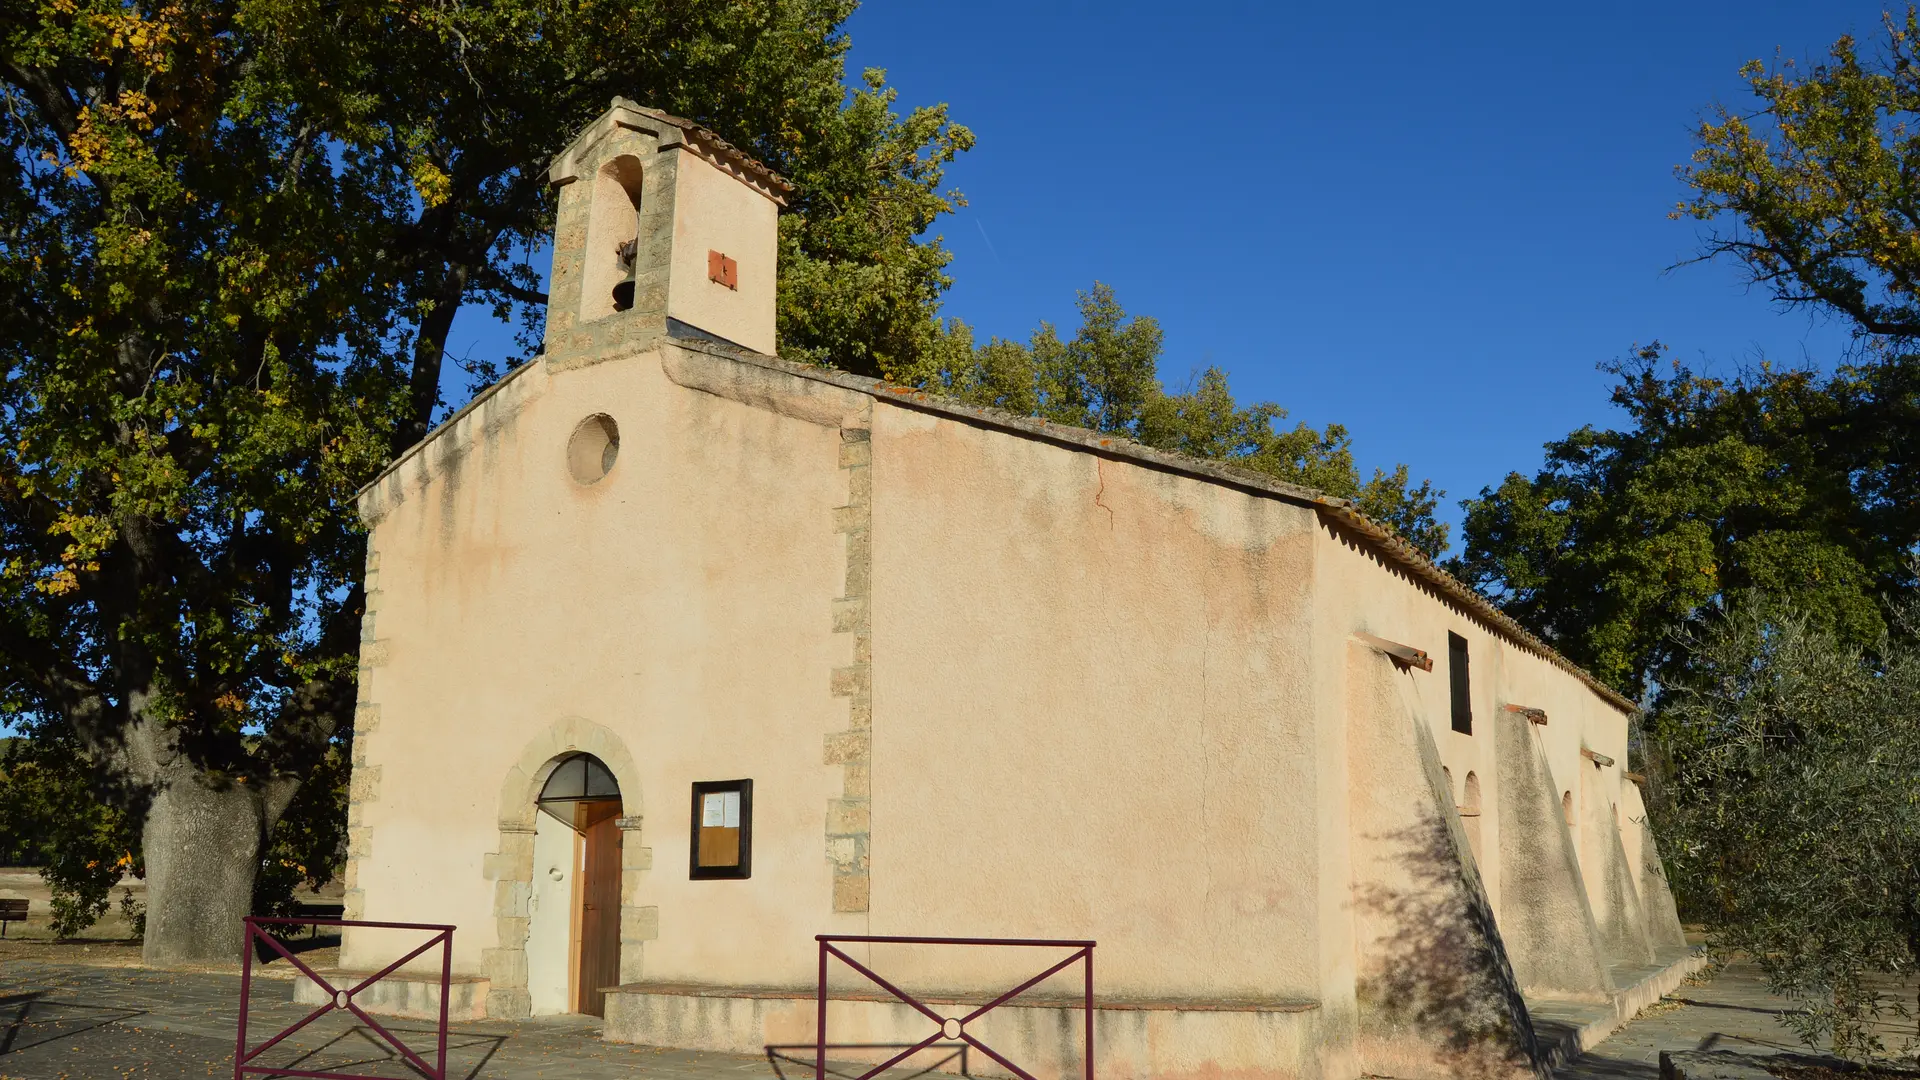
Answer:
[{"left": 1354, "top": 814, "right": 1542, "bottom": 1080}]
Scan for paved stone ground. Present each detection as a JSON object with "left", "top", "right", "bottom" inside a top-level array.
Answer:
[
  {"left": 0, "top": 960, "right": 773, "bottom": 1080},
  {"left": 0, "top": 954, "right": 1869, "bottom": 1080},
  {"left": 1554, "top": 961, "right": 1836, "bottom": 1079}
]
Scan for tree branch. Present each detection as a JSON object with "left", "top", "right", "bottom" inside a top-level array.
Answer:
[
  {"left": 0, "top": 61, "right": 85, "bottom": 144},
  {"left": 472, "top": 265, "right": 548, "bottom": 307},
  {"left": 1701, "top": 233, "right": 1920, "bottom": 338}
]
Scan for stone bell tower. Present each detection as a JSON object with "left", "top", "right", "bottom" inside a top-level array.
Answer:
[{"left": 544, "top": 99, "right": 790, "bottom": 358}]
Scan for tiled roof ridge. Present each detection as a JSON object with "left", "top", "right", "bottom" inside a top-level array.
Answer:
[{"left": 606, "top": 98, "right": 794, "bottom": 198}]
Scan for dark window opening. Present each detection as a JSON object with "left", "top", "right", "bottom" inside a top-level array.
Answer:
[
  {"left": 535, "top": 753, "right": 621, "bottom": 828},
  {"left": 1449, "top": 632, "right": 1473, "bottom": 735},
  {"left": 539, "top": 753, "right": 620, "bottom": 802},
  {"left": 690, "top": 779, "right": 753, "bottom": 879}
]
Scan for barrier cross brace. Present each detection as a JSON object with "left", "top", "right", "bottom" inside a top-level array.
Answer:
[
  {"left": 814, "top": 934, "right": 1095, "bottom": 1080},
  {"left": 233, "top": 915, "right": 454, "bottom": 1080}
]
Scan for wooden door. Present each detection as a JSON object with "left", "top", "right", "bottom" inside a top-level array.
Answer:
[{"left": 573, "top": 800, "right": 623, "bottom": 1016}]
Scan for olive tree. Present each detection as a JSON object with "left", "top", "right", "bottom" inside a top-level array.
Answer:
[{"left": 1653, "top": 591, "right": 1920, "bottom": 1060}]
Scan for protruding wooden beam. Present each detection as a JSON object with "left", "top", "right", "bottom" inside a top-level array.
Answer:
[
  {"left": 1353, "top": 632, "right": 1433, "bottom": 672},
  {"left": 1580, "top": 747, "right": 1615, "bottom": 768},
  {"left": 1624, "top": 771, "right": 1647, "bottom": 785},
  {"left": 1502, "top": 703, "right": 1548, "bottom": 725}
]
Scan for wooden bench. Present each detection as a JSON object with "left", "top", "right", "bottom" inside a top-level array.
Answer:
[
  {"left": 0, "top": 897, "right": 27, "bottom": 937},
  {"left": 287, "top": 901, "right": 345, "bottom": 937}
]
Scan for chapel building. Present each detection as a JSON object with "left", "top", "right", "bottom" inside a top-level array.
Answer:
[{"left": 334, "top": 100, "right": 1697, "bottom": 1080}]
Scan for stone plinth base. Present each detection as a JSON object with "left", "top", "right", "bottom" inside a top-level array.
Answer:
[
  {"left": 603, "top": 982, "right": 1325, "bottom": 1080},
  {"left": 292, "top": 970, "right": 492, "bottom": 1022}
]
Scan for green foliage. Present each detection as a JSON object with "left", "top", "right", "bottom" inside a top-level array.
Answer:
[
  {"left": 777, "top": 69, "right": 973, "bottom": 378},
  {"left": 118, "top": 885, "right": 145, "bottom": 939},
  {"left": 1651, "top": 591, "right": 1920, "bottom": 1061},
  {"left": 0, "top": 733, "right": 138, "bottom": 938},
  {"left": 1358, "top": 466, "right": 1449, "bottom": 564},
  {"left": 1461, "top": 9, "right": 1920, "bottom": 700},
  {"left": 897, "top": 284, "right": 1452, "bottom": 557},
  {"left": 1676, "top": 7, "right": 1920, "bottom": 342},
  {"left": 1450, "top": 345, "right": 1919, "bottom": 700}
]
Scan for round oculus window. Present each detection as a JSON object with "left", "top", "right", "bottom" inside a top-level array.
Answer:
[{"left": 567, "top": 414, "right": 620, "bottom": 484}]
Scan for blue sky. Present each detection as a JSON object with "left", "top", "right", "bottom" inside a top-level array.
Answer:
[{"left": 449, "top": 1, "right": 1893, "bottom": 552}]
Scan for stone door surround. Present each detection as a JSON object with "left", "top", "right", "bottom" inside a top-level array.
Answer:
[{"left": 482, "top": 717, "right": 656, "bottom": 1019}]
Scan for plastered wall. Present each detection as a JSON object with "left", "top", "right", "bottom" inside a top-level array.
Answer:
[
  {"left": 347, "top": 100, "right": 1672, "bottom": 1039},
  {"left": 666, "top": 151, "right": 778, "bottom": 354},
  {"left": 341, "top": 101, "right": 1687, "bottom": 1078},
  {"left": 1307, "top": 519, "right": 1638, "bottom": 911},
  {"left": 1343, "top": 642, "right": 1537, "bottom": 1079},
  {"left": 868, "top": 401, "right": 1323, "bottom": 1001},
  {"left": 1306, "top": 514, "right": 1655, "bottom": 1025},
  {"left": 345, "top": 344, "right": 855, "bottom": 993}
]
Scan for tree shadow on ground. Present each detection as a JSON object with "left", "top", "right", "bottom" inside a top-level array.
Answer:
[
  {"left": 1671, "top": 997, "right": 1797, "bottom": 1018},
  {"left": 0, "top": 990, "right": 147, "bottom": 1057},
  {"left": 251, "top": 1022, "right": 508, "bottom": 1080}
]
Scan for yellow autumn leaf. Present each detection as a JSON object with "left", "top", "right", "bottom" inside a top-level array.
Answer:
[{"left": 410, "top": 158, "right": 452, "bottom": 208}]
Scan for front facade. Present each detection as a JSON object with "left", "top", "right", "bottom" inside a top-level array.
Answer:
[{"left": 336, "top": 101, "right": 1692, "bottom": 1080}]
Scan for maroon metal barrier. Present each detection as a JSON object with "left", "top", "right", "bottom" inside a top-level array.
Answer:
[
  {"left": 234, "top": 915, "right": 455, "bottom": 1080},
  {"left": 814, "top": 935, "right": 1094, "bottom": 1080}
]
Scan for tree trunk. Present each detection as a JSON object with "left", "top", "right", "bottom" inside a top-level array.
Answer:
[{"left": 140, "top": 774, "right": 267, "bottom": 967}]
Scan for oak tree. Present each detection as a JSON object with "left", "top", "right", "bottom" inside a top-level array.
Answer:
[
  {"left": 1454, "top": 13, "right": 1920, "bottom": 697},
  {"left": 0, "top": 0, "right": 968, "bottom": 963},
  {"left": 1450, "top": 346, "right": 1916, "bottom": 697},
  {"left": 1655, "top": 593, "right": 1920, "bottom": 1061}
]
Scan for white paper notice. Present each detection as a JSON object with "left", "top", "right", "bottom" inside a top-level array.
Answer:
[
  {"left": 703, "top": 792, "right": 726, "bottom": 827},
  {"left": 721, "top": 791, "right": 740, "bottom": 828}
]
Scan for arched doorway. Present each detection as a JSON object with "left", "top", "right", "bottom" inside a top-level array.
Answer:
[{"left": 527, "top": 753, "right": 623, "bottom": 1016}]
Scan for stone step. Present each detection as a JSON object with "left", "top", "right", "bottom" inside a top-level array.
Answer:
[{"left": 1528, "top": 946, "right": 1710, "bottom": 1070}]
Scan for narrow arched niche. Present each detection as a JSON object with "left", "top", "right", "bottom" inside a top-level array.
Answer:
[
  {"left": 1461, "top": 770, "right": 1485, "bottom": 867},
  {"left": 1562, "top": 790, "right": 1575, "bottom": 826},
  {"left": 581, "top": 156, "right": 644, "bottom": 322}
]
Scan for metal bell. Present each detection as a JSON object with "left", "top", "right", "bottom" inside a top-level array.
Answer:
[{"left": 611, "top": 239, "right": 638, "bottom": 311}]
